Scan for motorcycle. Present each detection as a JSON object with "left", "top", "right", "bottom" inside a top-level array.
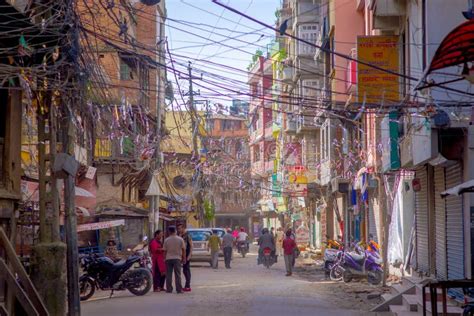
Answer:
[
  {"left": 130, "top": 236, "right": 152, "bottom": 271},
  {"left": 333, "top": 245, "right": 383, "bottom": 285},
  {"left": 262, "top": 247, "right": 276, "bottom": 269},
  {"left": 237, "top": 241, "right": 248, "bottom": 258},
  {"left": 323, "top": 236, "right": 343, "bottom": 278},
  {"left": 79, "top": 252, "right": 152, "bottom": 301}
]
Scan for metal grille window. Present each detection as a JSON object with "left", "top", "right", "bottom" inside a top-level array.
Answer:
[
  {"left": 298, "top": 24, "right": 319, "bottom": 55},
  {"left": 301, "top": 79, "right": 320, "bottom": 99}
]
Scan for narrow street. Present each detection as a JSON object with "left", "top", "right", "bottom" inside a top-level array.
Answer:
[{"left": 81, "top": 249, "right": 380, "bottom": 316}]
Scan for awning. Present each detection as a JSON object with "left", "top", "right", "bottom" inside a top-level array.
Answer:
[
  {"left": 441, "top": 179, "right": 474, "bottom": 197},
  {"left": 427, "top": 19, "right": 474, "bottom": 74}
]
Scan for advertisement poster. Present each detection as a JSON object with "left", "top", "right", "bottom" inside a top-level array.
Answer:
[{"left": 357, "top": 36, "right": 400, "bottom": 104}]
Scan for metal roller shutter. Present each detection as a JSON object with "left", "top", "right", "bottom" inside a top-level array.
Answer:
[
  {"left": 368, "top": 197, "right": 378, "bottom": 242},
  {"left": 415, "top": 167, "right": 430, "bottom": 274},
  {"left": 446, "top": 163, "right": 464, "bottom": 280},
  {"left": 434, "top": 167, "right": 447, "bottom": 280}
]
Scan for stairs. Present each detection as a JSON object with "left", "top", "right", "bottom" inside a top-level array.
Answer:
[{"left": 372, "top": 276, "right": 464, "bottom": 315}]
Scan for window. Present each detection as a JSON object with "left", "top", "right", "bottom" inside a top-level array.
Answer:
[
  {"left": 301, "top": 79, "right": 320, "bottom": 99},
  {"left": 298, "top": 24, "right": 319, "bottom": 55},
  {"left": 119, "top": 55, "right": 135, "bottom": 80}
]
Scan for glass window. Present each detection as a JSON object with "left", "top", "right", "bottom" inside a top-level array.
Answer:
[{"left": 188, "top": 231, "right": 211, "bottom": 241}]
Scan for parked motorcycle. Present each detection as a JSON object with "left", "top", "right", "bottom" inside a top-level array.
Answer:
[
  {"left": 130, "top": 236, "right": 152, "bottom": 271},
  {"left": 79, "top": 252, "right": 152, "bottom": 301},
  {"left": 237, "top": 241, "right": 248, "bottom": 258},
  {"left": 334, "top": 245, "right": 383, "bottom": 285},
  {"left": 323, "top": 236, "right": 343, "bottom": 278}
]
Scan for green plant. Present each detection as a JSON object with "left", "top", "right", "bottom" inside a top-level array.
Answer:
[
  {"left": 274, "top": 9, "right": 281, "bottom": 18},
  {"left": 203, "top": 199, "right": 215, "bottom": 222}
]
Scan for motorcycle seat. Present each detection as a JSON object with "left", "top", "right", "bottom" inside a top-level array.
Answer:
[
  {"left": 112, "top": 257, "right": 137, "bottom": 269},
  {"left": 348, "top": 252, "right": 365, "bottom": 263}
]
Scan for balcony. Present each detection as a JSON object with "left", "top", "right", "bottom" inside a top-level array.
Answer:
[
  {"left": 373, "top": 0, "right": 406, "bottom": 30},
  {"left": 296, "top": 114, "right": 322, "bottom": 134},
  {"left": 284, "top": 115, "right": 297, "bottom": 134},
  {"left": 94, "top": 137, "right": 137, "bottom": 163}
]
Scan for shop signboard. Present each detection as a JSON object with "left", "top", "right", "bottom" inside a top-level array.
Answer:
[
  {"left": 77, "top": 219, "right": 125, "bottom": 232},
  {"left": 357, "top": 36, "right": 399, "bottom": 104}
]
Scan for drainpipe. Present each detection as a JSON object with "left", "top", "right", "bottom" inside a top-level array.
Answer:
[{"left": 372, "top": 173, "right": 389, "bottom": 287}]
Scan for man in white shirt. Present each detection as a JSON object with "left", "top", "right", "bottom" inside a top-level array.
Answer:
[{"left": 237, "top": 227, "right": 249, "bottom": 251}]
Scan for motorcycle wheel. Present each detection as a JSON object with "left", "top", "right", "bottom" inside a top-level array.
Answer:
[
  {"left": 343, "top": 270, "right": 353, "bottom": 283},
  {"left": 368, "top": 270, "right": 383, "bottom": 285},
  {"left": 264, "top": 257, "right": 270, "bottom": 268},
  {"left": 79, "top": 278, "right": 95, "bottom": 301},
  {"left": 127, "top": 268, "right": 152, "bottom": 296},
  {"left": 329, "top": 265, "right": 344, "bottom": 281}
]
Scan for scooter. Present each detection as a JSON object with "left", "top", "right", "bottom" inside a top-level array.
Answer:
[{"left": 339, "top": 245, "right": 383, "bottom": 285}]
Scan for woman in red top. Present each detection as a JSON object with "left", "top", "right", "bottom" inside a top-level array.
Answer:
[
  {"left": 282, "top": 230, "right": 297, "bottom": 276},
  {"left": 149, "top": 230, "right": 166, "bottom": 292}
]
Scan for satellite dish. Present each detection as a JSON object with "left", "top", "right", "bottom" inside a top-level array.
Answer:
[{"left": 140, "top": 0, "right": 160, "bottom": 5}]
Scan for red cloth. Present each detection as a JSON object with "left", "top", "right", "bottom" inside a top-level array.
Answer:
[
  {"left": 282, "top": 237, "right": 296, "bottom": 255},
  {"left": 149, "top": 239, "right": 166, "bottom": 273}
]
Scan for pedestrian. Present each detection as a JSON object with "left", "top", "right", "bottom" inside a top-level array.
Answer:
[
  {"left": 163, "top": 226, "right": 186, "bottom": 294},
  {"left": 149, "top": 230, "right": 166, "bottom": 292},
  {"left": 222, "top": 229, "right": 235, "bottom": 269},
  {"left": 208, "top": 231, "right": 221, "bottom": 269},
  {"left": 177, "top": 223, "right": 193, "bottom": 292},
  {"left": 275, "top": 227, "right": 284, "bottom": 256},
  {"left": 270, "top": 227, "right": 275, "bottom": 237},
  {"left": 282, "top": 230, "right": 297, "bottom": 276},
  {"left": 232, "top": 226, "right": 239, "bottom": 239}
]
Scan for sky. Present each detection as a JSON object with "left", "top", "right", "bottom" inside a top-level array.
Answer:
[{"left": 165, "top": 0, "right": 281, "bottom": 109}]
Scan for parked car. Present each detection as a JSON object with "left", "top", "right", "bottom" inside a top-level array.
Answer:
[{"left": 187, "top": 228, "right": 212, "bottom": 266}]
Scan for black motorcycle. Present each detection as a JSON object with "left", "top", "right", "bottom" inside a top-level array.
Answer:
[{"left": 79, "top": 253, "right": 152, "bottom": 301}]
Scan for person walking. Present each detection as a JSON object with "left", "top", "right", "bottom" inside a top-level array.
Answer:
[
  {"left": 275, "top": 227, "right": 284, "bottom": 256},
  {"left": 177, "top": 224, "right": 193, "bottom": 292},
  {"left": 222, "top": 229, "right": 235, "bottom": 269},
  {"left": 282, "top": 230, "right": 297, "bottom": 276},
  {"left": 149, "top": 230, "right": 166, "bottom": 292},
  {"left": 208, "top": 231, "right": 221, "bottom": 269},
  {"left": 163, "top": 226, "right": 186, "bottom": 294}
]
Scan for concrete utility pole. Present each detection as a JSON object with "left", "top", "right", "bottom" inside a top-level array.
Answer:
[
  {"left": 185, "top": 62, "right": 205, "bottom": 225},
  {"left": 63, "top": 2, "right": 81, "bottom": 313}
]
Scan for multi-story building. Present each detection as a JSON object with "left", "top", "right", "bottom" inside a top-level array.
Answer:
[
  {"left": 274, "top": 0, "right": 325, "bottom": 248},
  {"left": 202, "top": 113, "right": 257, "bottom": 235}
]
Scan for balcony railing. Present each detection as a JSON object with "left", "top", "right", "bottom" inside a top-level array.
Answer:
[{"left": 94, "top": 137, "right": 136, "bottom": 161}]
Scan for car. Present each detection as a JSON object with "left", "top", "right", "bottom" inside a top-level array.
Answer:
[{"left": 187, "top": 228, "right": 212, "bottom": 266}]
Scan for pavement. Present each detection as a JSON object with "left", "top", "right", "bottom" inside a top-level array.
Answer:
[{"left": 81, "top": 248, "right": 385, "bottom": 316}]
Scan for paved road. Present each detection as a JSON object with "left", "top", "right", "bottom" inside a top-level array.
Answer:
[{"left": 81, "top": 249, "right": 370, "bottom": 316}]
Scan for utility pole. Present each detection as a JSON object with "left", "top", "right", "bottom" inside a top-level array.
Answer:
[{"left": 185, "top": 62, "right": 205, "bottom": 225}]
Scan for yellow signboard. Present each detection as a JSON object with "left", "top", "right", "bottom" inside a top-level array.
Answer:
[{"left": 357, "top": 36, "right": 400, "bottom": 104}]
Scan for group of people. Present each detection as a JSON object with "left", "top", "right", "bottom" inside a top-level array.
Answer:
[
  {"left": 148, "top": 224, "right": 193, "bottom": 294},
  {"left": 208, "top": 227, "right": 249, "bottom": 269},
  {"left": 257, "top": 227, "right": 299, "bottom": 276}
]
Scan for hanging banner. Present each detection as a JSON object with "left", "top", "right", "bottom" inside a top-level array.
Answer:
[
  {"left": 357, "top": 36, "right": 400, "bottom": 104},
  {"left": 77, "top": 219, "right": 125, "bottom": 232},
  {"left": 295, "top": 225, "right": 310, "bottom": 244}
]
